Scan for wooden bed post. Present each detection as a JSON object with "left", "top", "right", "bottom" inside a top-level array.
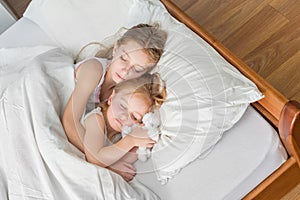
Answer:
[{"left": 279, "top": 101, "right": 300, "bottom": 166}]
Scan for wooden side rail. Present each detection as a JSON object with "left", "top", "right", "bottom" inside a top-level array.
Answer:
[
  {"left": 279, "top": 100, "right": 300, "bottom": 166},
  {"left": 243, "top": 158, "right": 300, "bottom": 200}
]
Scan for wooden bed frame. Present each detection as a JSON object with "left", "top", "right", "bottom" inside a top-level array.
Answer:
[{"left": 160, "top": 0, "right": 300, "bottom": 199}]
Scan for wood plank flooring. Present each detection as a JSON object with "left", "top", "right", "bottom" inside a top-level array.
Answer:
[
  {"left": 2, "top": 0, "right": 30, "bottom": 18},
  {"left": 171, "top": 0, "right": 300, "bottom": 103}
]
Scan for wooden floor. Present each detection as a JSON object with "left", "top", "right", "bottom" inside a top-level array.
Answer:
[
  {"left": 171, "top": 0, "right": 300, "bottom": 104},
  {"left": 2, "top": 0, "right": 30, "bottom": 18}
]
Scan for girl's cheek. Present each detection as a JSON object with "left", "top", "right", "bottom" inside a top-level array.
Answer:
[
  {"left": 112, "top": 60, "right": 123, "bottom": 72},
  {"left": 112, "top": 105, "right": 123, "bottom": 116},
  {"left": 110, "top": 104, "right": 118, "bottom": 118}
]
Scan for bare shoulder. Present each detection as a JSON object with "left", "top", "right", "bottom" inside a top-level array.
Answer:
[
  {"left": 76, "top": 58, "right": 104, "bottom": 81},
  {"left": 85, "top": 112, "right": 106, "bottom": 131}
]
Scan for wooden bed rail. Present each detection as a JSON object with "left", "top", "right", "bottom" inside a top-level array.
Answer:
[
  {"left": 279, "top": 101, "right": 300, "bottom": 166},
  {"left": 243, "top": 158, "right": 300, "bottom": 199},
  {"left": 160, "top": 0, "right": 288, "bottom": 127}
]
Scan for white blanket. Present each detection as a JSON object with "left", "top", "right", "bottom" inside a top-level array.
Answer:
[{"left": 0, "top": 46, "right": 159, "bottom": 200}]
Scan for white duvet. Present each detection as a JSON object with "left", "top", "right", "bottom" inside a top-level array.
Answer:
[{"left": 0, "top": 46, "right": 159, "bottom": 200}]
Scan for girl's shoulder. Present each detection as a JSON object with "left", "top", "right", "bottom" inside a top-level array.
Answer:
[
  {"left": 74, "top": 57, "right": 109, "bottom": 83},
  {"left": 75, "top": 58, "right": 104, "bottom": 73},
  {"left": 75, "top": 57, "right": 108, "bottom": 70},
  {"left": 84, "top": 107, "right": 106, "bottom": 127},
  {"left": 75, "top": 58, "right": 104, "bottom": 84}
]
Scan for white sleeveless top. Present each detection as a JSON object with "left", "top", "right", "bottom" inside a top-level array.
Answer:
[{"left": 74, "top": 57, "right": 109, "bottom": 114}]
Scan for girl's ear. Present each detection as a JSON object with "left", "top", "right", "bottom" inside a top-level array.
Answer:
[{"left": 108, "top": 90, "right": 115, "bottom": 105}]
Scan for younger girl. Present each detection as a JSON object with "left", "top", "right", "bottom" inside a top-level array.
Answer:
[
  {"left": 62, "top": 24, "right": 167, "bottom": 153},
  {"left": 80, "top": 73, "right": 166, "bottom": 181}
]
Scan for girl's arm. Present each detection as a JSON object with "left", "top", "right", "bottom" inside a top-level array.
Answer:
[
  {"left": 107, "top": 160, "right": 136, "bottom": 182},
  {"left": 62, "top": 59, "right": 103, "bottom": 152},
  {"left": 120, "top": 147, "right": 138, "bottom": 164},
  {"left": 83, "top": 114, "right": 155, "bottom": 168}
]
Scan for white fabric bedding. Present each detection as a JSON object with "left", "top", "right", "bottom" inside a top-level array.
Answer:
[
  {"left": 0, "top": 17, "right": 288, "bottom": 200},
  {"left": 134, "top": 105, "right": 287, "bottom": 200},
  {"left": 0, "top": 17, "right": 55, "bottom": 48},
  {"left": 0, "top": 46, "right": 159, "bottom": 200}
]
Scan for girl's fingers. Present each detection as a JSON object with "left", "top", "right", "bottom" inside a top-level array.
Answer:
[
  {"left": 149, "top": 139, "right": 156, "bottom": 145},
  {"left": 124, "top": 173, "right": 135, "bottom": 182},
  {"left": 124, "top": 163, "right": 136, "bottom": 173},
  {"left": 151, "top": 139, "right": 156, "bottom": 143},
  {"left": 147, "top": 144, "right": 154, "bottom": 148},
  {"left": 138, "top": 124, "right": 145, "bottom": 128}
]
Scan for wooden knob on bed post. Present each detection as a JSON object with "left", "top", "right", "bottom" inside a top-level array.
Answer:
[{"left": 279, "top": 100, "right": 300, "bottom": 167}]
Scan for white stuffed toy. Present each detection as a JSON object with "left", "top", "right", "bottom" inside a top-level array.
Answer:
[{"left": 121, "top": 112, "right": 160, "bottom": 162}]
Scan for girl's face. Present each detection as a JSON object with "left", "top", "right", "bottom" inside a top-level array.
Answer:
[
  {"left": 108, "top": 40, "right": 156, "bottom": 83},
  {"left": 106, "top": 90, "right": 152, "bottom": 132}
]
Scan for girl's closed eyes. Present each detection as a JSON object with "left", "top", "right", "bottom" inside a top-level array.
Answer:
[{"left": 120, "top": 51, "right": 146, "bottom": 73}]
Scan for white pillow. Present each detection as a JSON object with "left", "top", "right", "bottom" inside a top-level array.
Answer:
[
  {"left": 23, "top": 0, "right": 133, "bottom": 57},
  {"left": 128, "top": 0, "right": 264, "bottom": 184}
]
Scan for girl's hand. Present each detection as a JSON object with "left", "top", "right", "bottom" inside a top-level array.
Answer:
[
  {"left": 108, "top": 160, "right": 136, "bottom": 182},
  {"left": 121, "top": 147, "right": 138, "bottom": 164},
  {"left": 127, "top": 127, "right": 156, "bottom": 148}
]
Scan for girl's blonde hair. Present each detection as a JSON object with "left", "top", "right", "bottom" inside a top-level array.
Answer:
[
  {"left": 113, "top": 72, "right": 166, "bottom": 109},
  {"left": 100, "top": 72, "right": 166, "bottom": 140},
  {"left": 92, "top": 23, "right": 167, "bottom": 65}
]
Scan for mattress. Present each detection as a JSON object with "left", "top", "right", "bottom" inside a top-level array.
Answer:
[
  {"left": 0, "top": 17, "right": 288, "bottom": 200},
  {"left": 135, "top": 105, "right": 287, "bottom": 200}
]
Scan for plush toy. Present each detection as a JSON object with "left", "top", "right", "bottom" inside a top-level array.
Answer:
[{"left": 121, "top": 112, "right": 160, "bottom": 162}]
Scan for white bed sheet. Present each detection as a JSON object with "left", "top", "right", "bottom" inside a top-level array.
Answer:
[
  {"left": 135, "top": 105, "right": 287, "bottom": 200},
  {"left": 0, "top": 17, "right": 56, "bottom": 48},
  {"left": 0, "top": 17, "right": 288, "bottom": 200}
]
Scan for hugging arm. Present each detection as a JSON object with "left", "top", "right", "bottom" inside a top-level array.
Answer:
[
  {"left": 107, "top": 147, "right": 138, "bottom": 182},
  {"left": 107, "top": 159, "right": 137, "bottom": 182},
  {"left": 83, "top": 113, "right": 137, "bottom": 167},
  {"left": 62, "top": 59, "right": 103, "bottom": 152},
  {"left": 83, "top": 114, "right": 155, "bottom": 181},
  {"left": 120, "top": 147, "right": 138, "bottom": 164}
]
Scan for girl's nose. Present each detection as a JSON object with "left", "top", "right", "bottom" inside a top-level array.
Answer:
[{"left": 121, "top": 63, "right": 132, "bottom": 74}]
